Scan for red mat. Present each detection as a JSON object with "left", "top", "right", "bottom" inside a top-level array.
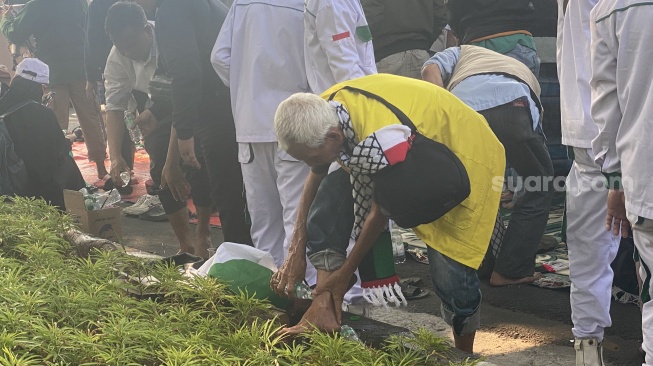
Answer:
[{"left": 72, "top": 141, "right": 221, "bottom": 228}]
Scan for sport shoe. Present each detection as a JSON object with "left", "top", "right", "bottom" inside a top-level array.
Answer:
[
  {"left": 139, "top": 203, "right": 167, "bottom": 222},
  {"left": 124, "top": 194, "right": 160, "bottom": 216}
]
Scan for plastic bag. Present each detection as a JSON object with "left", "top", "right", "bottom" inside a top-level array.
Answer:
[{"left": 197, "top": 242, "right": 278, "bottom": 276}]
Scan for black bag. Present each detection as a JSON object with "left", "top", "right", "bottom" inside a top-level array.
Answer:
[
  {"left": 611, "top": 236, "right": 639, "bottom": 295},
  {"left": 328, "top": 87, "right": 471, "bottom": 228},
  {"left": 148, "top": 74, "right": 173, "bottom": 105}
]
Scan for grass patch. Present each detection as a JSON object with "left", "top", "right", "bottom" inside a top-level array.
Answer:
[{"left": 0, "top": 197, "right": 472, "bottom": 365}]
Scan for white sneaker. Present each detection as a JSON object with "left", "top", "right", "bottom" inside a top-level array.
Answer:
[
  {"left": 123, "top": 195, "right": 160, "bottom": 216},
  {"left": 575, "top": 338, "right": 605, "bottom": 366}
]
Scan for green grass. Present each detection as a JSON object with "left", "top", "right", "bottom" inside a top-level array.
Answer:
[{"left": 0, "top": 197, "right": 473, "bottom": 365}]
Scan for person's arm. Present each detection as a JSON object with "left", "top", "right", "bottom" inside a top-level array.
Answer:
[
  {"left": 271, "top": 168, "right": 328, "bottom": 297},
  {"left": 210, "top": 2, "right": 235, "bottom": 87},
  {"left": 589, "top": 13, "right": 626, "bottom": 237},
  {"left": 1, "top": 0, "right": 38, "bottom": 45},
  {"left": 155, "top": 1, "right": 204, "bottom": 141},
  {"left": 312, "top": 201, "right": 385, "bottom": 322},
  {"left": 160, "top": 126, "right": 190, "bottom": 202},
  {"left": 315, "top": 0, "right": 373, "bottom": 83},
  {"left": 421, "top": 46, "right": 460, "bottom": 87}
]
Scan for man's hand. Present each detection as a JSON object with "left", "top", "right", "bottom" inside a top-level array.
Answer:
[
  {"left": 133, "top": 109, "right": 159, "bottom": 139},
  {"left": 85, "top": 81, "right": 98, "bottom": 101},
  {"left": 109, "top": 157, "right": 131, "bottom": 187},
  {"left": 606, "top": 189, "right": 630, "bottom": 237},
  {"left": 312, "top": 267, "right": 354, "bottom": 324},
  {"left": 178, "top": 137, "right": 201, "bottom": 169},
  {"left": 161, "top": 161, "right": 190, "bottom": 202},
  {"left": 271, "top": 250, "right": 307, "bottom": 299}
]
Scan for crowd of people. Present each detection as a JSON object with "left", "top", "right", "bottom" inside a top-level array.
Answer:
[{"left": 0, "top": 0, "right": 650, "bottom": 365}]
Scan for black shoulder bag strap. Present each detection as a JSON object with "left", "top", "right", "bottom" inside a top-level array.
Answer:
[
  {"left": 327, "top": 86, "right": 418, "bottom": 133},
  {"left": 0, "top": 100, "right": 38, "bottom": 121}
]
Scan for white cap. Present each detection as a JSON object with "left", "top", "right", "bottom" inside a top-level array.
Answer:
[{"left": 15, "top": 58, "right": 49, "bottom": 84}]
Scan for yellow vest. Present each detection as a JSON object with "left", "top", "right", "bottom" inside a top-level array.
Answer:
[{"left": 322, "top": 74, "right": 505, "bottom": 269}]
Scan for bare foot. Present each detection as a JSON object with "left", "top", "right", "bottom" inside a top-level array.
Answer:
[
  {"left": 489, "top": 271, "right": 542, "bottom": 287},
  {"left": 279, "top": 291, "right": 339, "bottom": 337}
]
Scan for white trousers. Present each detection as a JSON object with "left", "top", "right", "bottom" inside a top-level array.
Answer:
[
  {"left": 628, "top": 212, "right": 653, "bottom": 366},
  {"left": 239, "top": 142, "right": 315, "bottom": 283},
  {"left": 566, "top": 148, "right": 620, "bottom": 339}
]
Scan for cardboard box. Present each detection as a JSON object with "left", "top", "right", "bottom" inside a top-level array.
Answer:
[{"left": 63, "top": 190, "right": 123, "bottom": 242}]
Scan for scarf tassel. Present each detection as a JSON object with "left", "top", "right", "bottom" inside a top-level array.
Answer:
[{"left": 361, "top": 282, "right": 407, "bottom": 308}]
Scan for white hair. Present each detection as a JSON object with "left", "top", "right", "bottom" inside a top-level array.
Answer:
[{"left": 274, "top": 93, "right": 339, "bottom": 151}]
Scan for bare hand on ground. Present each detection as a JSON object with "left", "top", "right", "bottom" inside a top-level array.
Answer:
[
  {"left": 178, "top": 137, "right": 201, "bottom": 169},
  {"left": 133, "top": 109, "right": 158, "bottom": 139},
  {"left": 312, "top": 268, "right": 352, "bottom": 324},
  {"left": 606, "top": 189, "right": 630, "bottom": 237},
  {"left": 161, "top": 161, "right": 190, "bottom": 202}
]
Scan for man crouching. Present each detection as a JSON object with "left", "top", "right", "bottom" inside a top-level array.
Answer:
[{"left": 270, "top": 74, "right": 505, "bottom": 353}]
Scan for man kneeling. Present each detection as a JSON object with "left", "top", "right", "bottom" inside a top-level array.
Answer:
[{"left": 270, "top": 74, "right": 505, "bottom": 353}]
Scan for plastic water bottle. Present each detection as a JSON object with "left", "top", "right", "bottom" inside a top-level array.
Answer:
[
  {"left": 340, "top": 325, "right": 361, "bottom": 342},
  {"left": 120, "top": 171, "right": 130, "bottom": 187},
  {"left": 390, "top": 221, "right": 406, "bottom": 264},
  {"left": 294, "top": 281, "right": 313, "bottom": 300},
  {"left": 124, "top": 110, "right": 142, "bottom": 144},
  {"left": 95, "top": 189, "right": 121, "bottom": 209}
]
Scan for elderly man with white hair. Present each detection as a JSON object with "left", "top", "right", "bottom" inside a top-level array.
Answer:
[{"left": 271, "top": 73, "right": 505, "bottom": 354}]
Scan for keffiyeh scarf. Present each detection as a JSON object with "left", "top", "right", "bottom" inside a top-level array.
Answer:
[{"left": 331, "top": 101, "right": 412, "bottom": 307}]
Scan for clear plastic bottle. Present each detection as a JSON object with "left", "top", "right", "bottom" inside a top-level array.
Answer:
[
  {"left": 340, "top": 325, "right": 361, "bottom": 342},
  {"left": 294, "top": 281, "right": 313, "bottom": 300},
  {"left": 390, "top": 221, "right": 406, "bottom": 264},
  {"left": 124, "top": 110, "right": 142, "bottom": 144},
  {"left": 119, "top": 171, "right": 130, "bottom": 187},
  {"left": 95, "top": 189, "right": 121, "bottom": 209}
]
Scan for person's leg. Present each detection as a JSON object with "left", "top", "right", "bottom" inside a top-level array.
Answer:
[
  {"left": 196, "top": 100, "right": 252, "bottom": 245},
  {"left": 121, "top": 126, "right": 135, "bottom": 171},
  {"left": 426, "top": 246, "right": 481, "bottom": 354},
  {"left": 68, "top": 81, "right": 108, "bottom": 177},
  {"left": 566, "top": 148, "right": 620, "bottom": 363},
  {"left": 187, "top": 154, "right": 213, "bottom": 259},
  {"left": 627, "top": 213, "right": 653, "bottom": 366},
  {"left": 481, "top": 100, "right": 554, "bottom": 284},
  {"left": 50, "top": 83, "right": 72, "bottom": 131},
  {"left": 240, "top": 142, "right": 286, "bottom": 263},
  {"left": 142, "top": 121, "right": 194, "bottom": 253}
]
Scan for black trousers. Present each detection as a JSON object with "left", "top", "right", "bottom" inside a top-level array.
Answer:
[
  {"left": 142, "top": 119, "right": 212, "bottom": 215},
  {"left": 479, "top": 98, "right": 554, "bottom": 278},
  {"left": 195, "top": 97, "right": 252, "bottom": 245}
]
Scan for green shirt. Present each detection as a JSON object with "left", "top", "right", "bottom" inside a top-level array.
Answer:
[
  {"left": 1, "top": 0, "right": 88, "bottom": 85},
  {"left": 470, "top": 34, "right": 536, "bottom": 56}
]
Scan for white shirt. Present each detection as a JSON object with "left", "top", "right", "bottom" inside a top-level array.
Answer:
[
  {"left": 556, "top": 0, "right": 599, "bottom": 148},
  {"left": 211, "top": 0, "right": 309, "bottom": 143},
  {"left": 104, "top": 23, "right": 157, "bottom": 112},
  {"left": 304, "top": 0, "right": 377, "bottom": 94},
  {"left": 590, "top": 0, "right": 653, "bottom": 220}
]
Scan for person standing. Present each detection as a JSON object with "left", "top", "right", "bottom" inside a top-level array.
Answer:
[
  {"left": 211, "top": 0, "right": 311, "bottom": 267},
  {"left": 590, "top": 2, "right": 653, "bottom": 365},
  {"left": 361, "top": 0, "right": 448, "bottom": 79},
  {"left": 153, "top": 0, "right": 251, "bottom": 245},
  {"left": 557, "top": 0, "right": 621, "bottom": 364},
  {"left": 1, "top": 0, "right": 108, "bottom": 178}
]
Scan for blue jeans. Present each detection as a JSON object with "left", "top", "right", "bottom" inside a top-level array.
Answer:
[
  {"left": 504, "top": 43, "right": 541, "bottom": 77},
  {"left": 306, "top": 168, "right": 481, "bottom": 335}
]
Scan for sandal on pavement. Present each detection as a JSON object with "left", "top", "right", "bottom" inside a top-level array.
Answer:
[{"left": 399, "top": 283, "right": 430, "bottom": 300}]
